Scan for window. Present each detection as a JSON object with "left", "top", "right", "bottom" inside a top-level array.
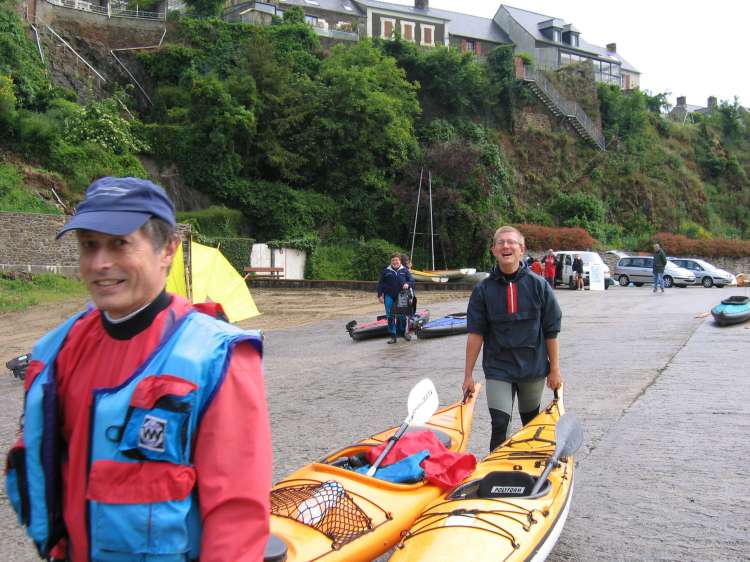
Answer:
[
  {"left": 381, "top": 17, "right": 395, "bottom": 39},
  {"left": 401, "top": 21, "right": 415, "bottom": 42},
  {"left": 421, "top": 24, "right": 434, "bottom": 46},
  {"left": 553, "top": 29, "right": 561, "bottom": 42},
  {"left": 305, "top": 14, "right": 317, "bottom": 25},
  {"left": 463, "top": 39, "right": 476, "bottom": 53}
]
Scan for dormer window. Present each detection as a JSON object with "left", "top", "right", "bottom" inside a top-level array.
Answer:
[
  {"left": 562, "top": 24, "right": 580, "bottom": 47},
  {"left": 538, "top": 18, "right": 564, "bottom": 43}
]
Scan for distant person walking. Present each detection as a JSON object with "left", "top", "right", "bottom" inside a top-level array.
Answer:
[
  {"left": 573, "top": 254, "right": 584, "bottom": 290},
  {"left": 653, "top": 243, "right": 667, "bottom": 293},
  {"left": 377, "top": 253, "right": 415, "bottom": 343},
  {"left": 542, "top": 249, "right": 557, "bottom": 288}
]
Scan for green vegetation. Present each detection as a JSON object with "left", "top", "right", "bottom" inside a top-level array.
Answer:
[
  {"left": 0, "top": 274, "right": 87, "bottom": 313},
  {"left": 0, "top": 6, "right": 147, "bottom": 197},
  {"left": 3, "top": 2, "right": 750, "bottom": 282},
  {"left": 0, "top": 162, "right": 61, "bottom": 213}
]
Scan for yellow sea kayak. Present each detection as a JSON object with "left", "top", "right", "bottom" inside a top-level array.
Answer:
[
  {"left": 390, "top": 389, "right": 578, "bottom": 562},
  {"left": 268, "top": 387, "right": 481, "bottom": 562}
]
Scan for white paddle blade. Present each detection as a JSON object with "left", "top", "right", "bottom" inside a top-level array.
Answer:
[
  {"left": 554, "top": 413, "right": 584, "bottom": 460},
  {"left": 407, "top": 378, "right": 439, "bottom": 426}
]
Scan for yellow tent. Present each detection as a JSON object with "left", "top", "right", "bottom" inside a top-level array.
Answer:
[
  {"left": 167, "top": 241, "right": 260, "bottom": 323},
  {"left": 166, "top": 242, "right": 188, "bottom": 298}
]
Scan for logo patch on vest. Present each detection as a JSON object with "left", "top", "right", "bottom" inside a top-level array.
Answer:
[{"left": 138, "top": 415, "right": 167, "bottom": 452}]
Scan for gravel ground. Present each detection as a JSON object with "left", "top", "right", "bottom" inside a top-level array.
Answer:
[{"left": 1, "top": 285, "right": 749, "bottom": 561}]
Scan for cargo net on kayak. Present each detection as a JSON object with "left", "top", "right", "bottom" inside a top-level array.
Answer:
[{"left": 271, "top": 479, "right": 373, "bottom": 549}]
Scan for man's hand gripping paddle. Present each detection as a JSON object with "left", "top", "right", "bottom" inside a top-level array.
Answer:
[{"left": 366, "top": 378, "right": 439, "bottom": 477}]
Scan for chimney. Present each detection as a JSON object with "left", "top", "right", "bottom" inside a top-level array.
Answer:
[
  {"left": 415, "top": 0, "right": 428, "bottom": 8},
  {"left": 606, "top": 42, "right": 616, "bottom": 52},
  {"left": 707, "top": 96, "right": 717, "bottom": 110},
  {"left": 676, "top": 96, "right": 686, "bottom": 107}
]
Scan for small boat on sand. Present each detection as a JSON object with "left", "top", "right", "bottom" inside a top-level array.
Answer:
[
  {"left": 410, "top": 269, "right": 449, "bottom": 283},
  {"left": 412, "top": 268, "right": 476, "bottom": 282},
  {"left": 346, "top": 310, "right": 430, "bottom": 340},
  {"left": 416, "top": 313, "right": 468, "bottom": 339},
  {"left": 711, "top": 295, "right": 750, "bottom": 326}
]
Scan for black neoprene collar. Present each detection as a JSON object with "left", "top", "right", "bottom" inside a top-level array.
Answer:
[{"left": 101, "top": 290, "right": 172, "bottom": 340}]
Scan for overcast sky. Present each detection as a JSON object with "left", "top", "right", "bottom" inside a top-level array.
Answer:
[{"left": 388, "top": 0, "right": 747, "bottom": 109}]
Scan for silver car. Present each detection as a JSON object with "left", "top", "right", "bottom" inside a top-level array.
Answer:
[
  {"left": 667, "top": 258, "right": 734, "bottom": 288},
  {"left": 615, "top": 256, "right": 696, "bottom": 288}
]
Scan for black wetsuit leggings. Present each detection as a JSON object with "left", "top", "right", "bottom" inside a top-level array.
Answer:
[{"left": 486, "top": 377, "right": 546, "bottom": 452}]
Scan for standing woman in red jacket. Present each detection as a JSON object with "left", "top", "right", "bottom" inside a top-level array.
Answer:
[{"left": 542, "top": 248, "right": 557, "bottom": 289}]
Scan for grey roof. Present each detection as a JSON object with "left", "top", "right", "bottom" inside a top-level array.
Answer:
[
  {"left": 501, "top": 4, "right": 639, "bottom": 73},
  {"left": 353, "top": 0, "right": 511, "bottom": 43},
  {"left": 279, "top": 0, "right": 364, "bottom": 17}
]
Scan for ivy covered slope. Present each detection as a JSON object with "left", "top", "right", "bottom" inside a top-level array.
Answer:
[
  {"left": 3, "top": 1, "right": 750, "bottom": 277},
  {"left": 0, "top": 0, "right": 148, "bottom": 210},
  {"left": 139, "top": 12, "right": 750, "bottom": 267}
]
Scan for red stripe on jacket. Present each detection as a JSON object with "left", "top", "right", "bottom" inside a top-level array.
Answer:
[{"left": 507, "top": 282, "right": 518, "bottom": 314}]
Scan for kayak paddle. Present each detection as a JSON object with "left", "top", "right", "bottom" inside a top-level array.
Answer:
[
  {"left": 366, "top": 378, "right": 439, "bottom": 477},
  {"left": 530, "top": 412, "right": 583, "bottom": 495}
]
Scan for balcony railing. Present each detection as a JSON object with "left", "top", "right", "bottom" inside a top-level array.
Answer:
[{"left": 45, "top": 0, "right": 165, "bottom": 20}]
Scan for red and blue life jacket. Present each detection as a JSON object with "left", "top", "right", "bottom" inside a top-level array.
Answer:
[{"left": 6, "top": 309, "right": 262, "bottom": 561}]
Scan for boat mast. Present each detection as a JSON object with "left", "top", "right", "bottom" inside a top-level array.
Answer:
[
  {"left": 410, "top": 167, "right": 423, "bottom": 262},
  {"left": 428, "top": 170, "right": 435, "bottom": 270}
]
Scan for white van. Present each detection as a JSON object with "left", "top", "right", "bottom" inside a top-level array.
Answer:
[{"left": 554, "top": 251, "right": 612, "bottom": 289}]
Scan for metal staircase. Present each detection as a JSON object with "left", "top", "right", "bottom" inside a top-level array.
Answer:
[{"left": 517, "top": 66, "right": 606, "bottom": 151}]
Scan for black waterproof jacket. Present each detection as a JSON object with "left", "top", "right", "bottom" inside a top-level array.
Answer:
[
  {"left": 376, "top": 266, "right": 415, "bottom": 299},
  {"left": 467, "top": 263, "right": 562, "bottom": 382}
]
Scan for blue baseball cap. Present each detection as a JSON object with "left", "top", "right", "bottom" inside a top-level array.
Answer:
[{"left": 57, "top": 177, "right": 176, "bottom": 239}]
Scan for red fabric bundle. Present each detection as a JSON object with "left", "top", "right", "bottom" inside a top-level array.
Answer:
[{"left": 365, "top": 430, "right": 476, "bottom": 490}]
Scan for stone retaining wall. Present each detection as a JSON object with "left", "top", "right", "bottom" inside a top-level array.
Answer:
[{"left": 0, "top": 212, "right": 191, "bottom": 277}]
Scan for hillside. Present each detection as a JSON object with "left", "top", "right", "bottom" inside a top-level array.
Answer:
[{"left": 2, "top": 1, "right": 750, "bottom": 274}]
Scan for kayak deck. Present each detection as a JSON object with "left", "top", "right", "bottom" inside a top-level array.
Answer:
[
  {"left": 390, "top": 394, "right": 574, "bottom": 562},
  {"left": 270, "top": 388, "right": 480, "bottom": 562}
]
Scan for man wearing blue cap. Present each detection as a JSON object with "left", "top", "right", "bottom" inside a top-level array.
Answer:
[{"left": 6, "top": 177, "right": 272, "bottom": 562}]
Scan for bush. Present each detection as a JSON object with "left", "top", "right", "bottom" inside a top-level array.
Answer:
[
  {"left": 351, "top": 238, "right": 404, "bottom": 281},
  {"left": 653, "top": 232, "right": 750, "bottom": 258},
  {"left": 16, "top": 110, "right": 61, "bottom": 160},
  {"left": 514, "top": 224, "right": 596, "bottom": 250},
  {"left": 48, "top": 140, "right": 147, "bottom": 193},
  {"left": 196, "top": 235, "right": 254, "bottom": 273},
  {"left": 308, "top": 243, "right": 357, "bottom": 280},
  {"left": 177, "top": 206, "right": 245, "bottom": 237},
  {"left": 0, "top": 163, "right": 61, "bottom": 214}
]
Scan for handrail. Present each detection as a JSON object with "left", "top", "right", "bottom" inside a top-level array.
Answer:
[
  {"left": 43, "top": 22, "right": 106, "bottom": 82},
  {"left": 110, "top": 27, "right": 168, "bottom": 106},
  {"left": 30, "top": 24, "right": 46, "bottom": 64},
  {"left": 518, "top": 65, "right": 605, "bottom": 150}
]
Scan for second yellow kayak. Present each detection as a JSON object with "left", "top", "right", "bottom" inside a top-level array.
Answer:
[{"left": 390, "top": 389, "right": 578, "bottom": 562}]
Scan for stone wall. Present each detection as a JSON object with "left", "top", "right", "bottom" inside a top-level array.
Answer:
[
  {"left": 0, "top": 212, "right": 192, "bottom": 277},
  {"left": 0, "top": 212, "right": 78, "bottom": 275},
  {"left": 514, "top": 110, "right": 553, "bottom": 133}
]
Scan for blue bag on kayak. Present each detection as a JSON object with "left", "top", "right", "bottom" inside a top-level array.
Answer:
[{"left": 356, "top": 450, "right": 429, "bottom": 484}]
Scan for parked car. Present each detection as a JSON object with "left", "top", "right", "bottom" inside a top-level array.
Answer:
[
  {"left": 614, "top": 256, "right": 696, "bottom": 288},
  {"left": 554, "top": 251, "right": 613, "bottom": 289},
  {"left": 667, "top": 257, "right": 734, "bottom": 288}
]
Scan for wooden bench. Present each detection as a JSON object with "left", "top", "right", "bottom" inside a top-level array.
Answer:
[{"left": 244, "top": 266, "right": 284, "bottom": 280}]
